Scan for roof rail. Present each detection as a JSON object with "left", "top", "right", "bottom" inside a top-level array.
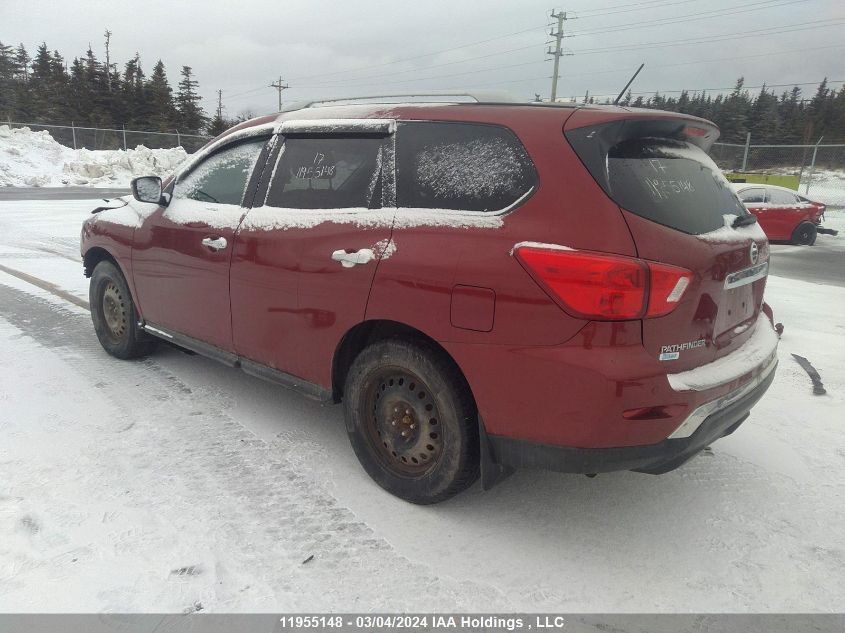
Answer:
[{"left": 280, "top": 91, "right": 522, "bottom": 112}]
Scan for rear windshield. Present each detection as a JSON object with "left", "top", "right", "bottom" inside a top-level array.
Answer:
[{"left": 608, "top": 139, "right": 746, "bottom": 235}]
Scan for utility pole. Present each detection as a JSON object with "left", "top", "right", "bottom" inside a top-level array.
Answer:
[
  {"left": 216, "top": 89, "right": 224, "bottom": 121},
  {"left": 547, "top": 10, "right": 571, "bottom": 102},
  {"left": 270, "top": 76, "right": 289, "bottom": 112}
]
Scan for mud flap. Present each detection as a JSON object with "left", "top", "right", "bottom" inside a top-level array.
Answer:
[{"left": 478, "top": 416, "right": 515, "bottom": 490}]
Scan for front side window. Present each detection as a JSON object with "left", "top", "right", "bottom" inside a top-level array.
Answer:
[
  {"left": 396, "top": 122, "right": 536, "bottom": 213},
  {"left": 738, "top": 188, "right": 767, "bottom": 204},
  {"left": 175, "top": 139, "right": 266, "bottom": 206},
  {"left": 766, "top": 188, "right": 798, "bottom": 205},
  {"left": 265, "top": 137, "right": 383, "bottom": 209}
]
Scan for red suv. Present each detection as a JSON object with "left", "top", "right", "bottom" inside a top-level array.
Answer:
[{"left": 81, "top": 96, "right": 779, "bottom": 503}]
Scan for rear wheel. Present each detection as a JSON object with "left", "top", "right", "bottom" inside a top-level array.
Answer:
[
  {"left": 791, "top": 221, "right": 817, "bottom": 246},
  {"left": 343, "top": 339, "right": 479, "bottom": 504},
  {"left": 89, "top": 260, "right": 155, "bottom": 359}
]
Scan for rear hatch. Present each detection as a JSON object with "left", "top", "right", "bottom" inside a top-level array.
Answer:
[{"left": 565, "top": 111, "right": 769, "bottom": 371}]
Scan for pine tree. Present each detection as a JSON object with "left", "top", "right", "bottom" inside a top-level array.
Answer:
[
  {"left": 14, "top": 44, "right": 30, "bottom": 82},
  {"left": 0, "top": 41, "right": 20, "bottom": 118},
  {"left": 176, "top": 65, "right": 206, "bottom": 134},
  {"left": 147, "top": 60, "right": 177, "bottom": 133}
]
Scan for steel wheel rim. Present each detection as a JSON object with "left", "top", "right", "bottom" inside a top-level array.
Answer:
[
  {"left": 799, "top": 227, "right": 813, "bottom": 244},
  {"left": 364, "top": 368, "right": 444, "bottom": 477},
  {"left": 102, "top": 281, "right": 128, "bottom": 339}
]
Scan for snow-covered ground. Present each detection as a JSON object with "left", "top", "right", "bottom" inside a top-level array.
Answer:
[
  {"left": 800, "top": 169, "right": 845, "bottom": 207},
  {"left": 1, "top": 199, "right": 844, "bottom": 613},
  {"left": 0, "top": 126, "right": 188, "bottom": 188}
]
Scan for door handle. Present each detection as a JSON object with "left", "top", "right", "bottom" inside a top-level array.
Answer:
[
  {"left": 201, "top": 236, "right": 228, "bottom": 251},
  {"left": 331, "top": 248, "right": 375, "bottom": 268}
]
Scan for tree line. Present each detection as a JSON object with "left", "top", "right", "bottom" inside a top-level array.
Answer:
[
  {"left": 3, "top": 35, "right": 845, "bottom": 146},
  {"left": 614, "top": 78, "right": 845, "bottom": 145},
  {"left": 0, "top": 35, "right": 237, "bottom": 137}
]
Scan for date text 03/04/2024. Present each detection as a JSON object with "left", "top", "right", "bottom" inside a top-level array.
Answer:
[{"left": 277, "top": 615, "right": 567, "bottom": 630}]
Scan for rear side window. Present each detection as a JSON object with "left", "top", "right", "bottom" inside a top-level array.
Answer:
[
  {"left": 175, "top": 139, "right": 266, "bottom": 206},
  {"left": 607, "top": 139, "right": 746, "bottom": 235},
  {"left": 266, "top": 137, "right": 383, "bottom": 209},
  {"left": 396, "top": 122, "right": 536, "bottom": 212}
]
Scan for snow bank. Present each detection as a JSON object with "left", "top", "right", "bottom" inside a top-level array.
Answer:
[{"left": 0, "top": 125, "right": 188, "bottom": 187}]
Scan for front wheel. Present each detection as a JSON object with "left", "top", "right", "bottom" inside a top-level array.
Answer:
[
  {"left": 89, "top": 260, "right": 155, "bottom": 359},
  {"left": 343, "top": 339, "right": 479, "bottom": 504},
  {"left": 791, "top": 221, "right": 817, "bottom": 246}
]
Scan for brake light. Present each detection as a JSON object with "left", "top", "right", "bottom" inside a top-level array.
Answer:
[
  {"left": 683, "top": 125, "right": 709, "bottom": 138},
  {"left": 513, "top": 246, "right": 692, "bottom": 320}
]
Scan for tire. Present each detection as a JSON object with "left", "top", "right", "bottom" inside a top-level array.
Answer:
[
  {"left": 343, "top": 339, "right": 479, "bottom": 504},
  {"left": 89, "top": 260, "right": 155, "bottom": 359},
  {"left": 791, "top": 221, "right": 817, "bottom": 246}
]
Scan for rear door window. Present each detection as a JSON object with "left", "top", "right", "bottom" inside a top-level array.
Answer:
[
  {"left": 266, "top": 136, "right": 383, "bottom": 209},
  {"left": 738, "top": 188, "right": 766, "bottom": 204},
  {"left": 396, "top": 121, "right": 536, "bottom": 212},
  {"left": 607, "top": 139, "right": 746, "bottom": 234},
  {"left": 766, "top": 188, "right": 799, "bottom": 205}
]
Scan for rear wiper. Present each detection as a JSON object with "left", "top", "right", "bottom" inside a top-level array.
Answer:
[{"left": 732, "top": 214, "right": 758, "bottom": 228}]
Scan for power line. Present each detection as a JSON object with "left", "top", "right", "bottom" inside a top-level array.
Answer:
[
  {"left": 570, "top": 0, "right": 699, "bottom": 17},
  {"left": 285, "top": 23, "right": 553, "bottom": 83},
  {"left": 293, "top": 15, "right": 838, "bottom": 91},
  {"left": 567, "top": 0, "right": 812, "bottom": 37},
  {"left": 294, "top": 41, "right": 550, "bottom": 88},
  {"left": 443, "top": 43, "right": 845, "bottom": 90},
  {"left": 571, "top": 17, "right": 845, "bottom": 55},
  {"left": 223, "top": 0, "right": 815, "bottom": 95}
]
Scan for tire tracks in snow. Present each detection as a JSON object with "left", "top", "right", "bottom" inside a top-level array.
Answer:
[{"left": 0, "top": 282, "right": 509, "bottom": 611}]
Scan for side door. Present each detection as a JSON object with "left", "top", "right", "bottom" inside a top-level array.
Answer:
[
  {"left": 765, "top": 187, "right": 803, "bottom": 240},
  {"left": 230, "top": 125, "right": 393, "bottom": 387},
  {"left": 737, "top": 187, "right": 771, "bottom": 235},
  {"left": 132, "top": 137, "right": 268, "bottom": 350}
]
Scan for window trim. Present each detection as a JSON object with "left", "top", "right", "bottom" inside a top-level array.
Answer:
[{"left": 394, "top": 119, "right": 539, "bottom": 217}]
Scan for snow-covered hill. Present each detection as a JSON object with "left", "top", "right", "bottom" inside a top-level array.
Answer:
[{"left": 0, "top": 125, "right": 188, "bottom": 188}]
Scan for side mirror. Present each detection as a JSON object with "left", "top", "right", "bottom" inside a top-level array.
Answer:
[{"left": 131, "top": 176, "right": 167, "bottom": 205}]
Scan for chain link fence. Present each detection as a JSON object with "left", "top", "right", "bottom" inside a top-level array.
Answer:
[
  {"left": 3, "top": 120, "right": 843, "bottom": 206},
  {"left": 711, "top": 140, "right": 845, "bottom": 208},
  {"left": 4, "top": 121, "right": 212, "bottom": 153}
]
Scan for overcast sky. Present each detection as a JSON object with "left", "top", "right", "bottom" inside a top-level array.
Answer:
[{"left": 3, "top": 0, "right": 844, "bottom": 120}]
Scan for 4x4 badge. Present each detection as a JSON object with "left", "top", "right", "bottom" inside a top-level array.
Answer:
[{"left": 750, "top": 241, "right": 759, "bottom": 265}]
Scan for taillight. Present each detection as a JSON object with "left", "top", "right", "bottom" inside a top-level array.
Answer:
[
  {"left": 513, "top": 246, "right": 692, "bottom": 321},
  {"left": 646, "top": 262, "right": 692, "bottom": 317}
]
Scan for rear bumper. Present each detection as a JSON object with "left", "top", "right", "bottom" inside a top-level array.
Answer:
[{"left": 485, "top": 357, "right": 777, "bottom": 475}]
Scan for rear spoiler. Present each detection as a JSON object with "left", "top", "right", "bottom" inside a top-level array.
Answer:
[{"left": 564, "top": 112, "right": 720, "bottom": 197}]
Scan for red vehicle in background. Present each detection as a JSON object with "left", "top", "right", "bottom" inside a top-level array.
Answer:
[
  {"left": 732, "top": 183, "right": 836, "bottom": 245},
  {"left": 81, "top": 95, "right": 780, "bottom": 503}
]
